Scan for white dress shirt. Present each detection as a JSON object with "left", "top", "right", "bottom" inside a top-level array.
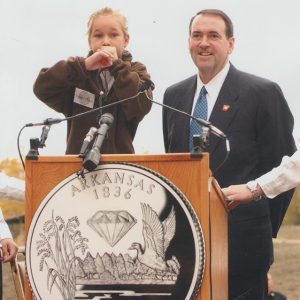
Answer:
[
  {"left": 192, "top": 60, "right": 230, "bottom": 119},
  {"left": 257, "top": 150, "right": 300, "bottom": 198}
]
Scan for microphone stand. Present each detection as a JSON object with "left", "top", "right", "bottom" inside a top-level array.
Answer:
[
  {"left": 26, "top": 125, "right": 51, "bottom": 160},
  {"left": 191, "top": 128, "right": 210, "bottom": 158}
]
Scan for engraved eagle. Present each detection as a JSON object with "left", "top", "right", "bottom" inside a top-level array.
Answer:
[{"left": 129, "top": 203, "right": 180, "bottom": 274}]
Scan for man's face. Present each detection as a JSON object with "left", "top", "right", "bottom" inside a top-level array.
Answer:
[{"left": 189, "top": 14, "right": 234, "bottom": 82}]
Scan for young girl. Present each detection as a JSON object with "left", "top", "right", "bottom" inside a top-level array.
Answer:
[{"left": 33, "top": 7, "right": 153, "bottom": 155}]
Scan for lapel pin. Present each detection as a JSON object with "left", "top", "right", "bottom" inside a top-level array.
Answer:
[{"left": 222, "top": 104, "right": 230, "bottom": 112}]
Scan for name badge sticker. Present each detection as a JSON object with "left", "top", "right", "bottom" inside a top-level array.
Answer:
[{"left": 74, "top": 88, "right": 95, "bottom": 108}]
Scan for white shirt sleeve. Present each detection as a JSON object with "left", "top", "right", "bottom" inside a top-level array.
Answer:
[
  {"left": 0, "top": 209, "right": 12, "bottom": 240},
  {"left": 0, "top": 172, "right": 25, "bottom": 201},
  {"left": 257, "top": 150, "right": 300, "bottom": 198}
]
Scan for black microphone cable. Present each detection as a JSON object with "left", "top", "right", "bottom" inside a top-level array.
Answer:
[
  {"left": 17, "top": 125, "right": 27, "bottom": 170},
  {"left": 211, "top": 138, "right": 230, "bottom": 176}
]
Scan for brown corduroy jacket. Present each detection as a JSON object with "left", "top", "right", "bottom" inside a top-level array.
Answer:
[{"left": 33, "top": 51, "right": 153, "bottom": 154}]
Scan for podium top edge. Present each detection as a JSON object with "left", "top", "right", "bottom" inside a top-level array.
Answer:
[{"left": 25, "top": 153, "right": 209, "bottom": 163}]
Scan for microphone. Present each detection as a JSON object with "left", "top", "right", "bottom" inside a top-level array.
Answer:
[
  {"left": 25, "top": 118, "right": 63, "bottom": 127},
  {"left": 139, "top": 79, "right": 155, "bottom": 92},
  {"left": 39, "top": 125, "right": 51, "bottom": 147},
  {"left": 140, "top": 84, "right": 227, "bottom": 139},
  {"left": 79, "top": 127, "right": 98, "bottom": 157},
  {"left": 83, "top": 113, "right": 114, "bottom": 171}
]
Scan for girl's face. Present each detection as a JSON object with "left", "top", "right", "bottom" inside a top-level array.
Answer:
[{"left": 89, "top": 15, "right": 129, "bottom": 57}]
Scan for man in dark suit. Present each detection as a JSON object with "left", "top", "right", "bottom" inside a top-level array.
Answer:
[{"left": 162, "top": 9, "right": 296, "bottom": 300}]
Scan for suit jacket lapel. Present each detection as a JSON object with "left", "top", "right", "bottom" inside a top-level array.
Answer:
[{"left": 209, "top": 65, "right": 240, "bottom": 154}]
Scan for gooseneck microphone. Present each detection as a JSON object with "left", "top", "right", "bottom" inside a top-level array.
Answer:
[
  {"left": 142, "top": 80, "right": 227, "bottom": 139},
  {"left": 25, "top": 79, "right": 226, "bottom": 139},
  {"left": 19, "top": 83, "right": 150, "bottom": 169},
  {"left": 79, "top": 127, "right": 98, "bottom": 157},
  {"left": 141, "top": 79, "right": 230, "bottom": 173},
  {"left": 24, "top": 79, "right": 226, "bottom": 140},
  {"left": 82, "top": 113, "right": 114, "bottom": 171},
  {"left": 139, "top": 79, "right": 155, "bottom": 93},
  {"left": 39, "top": 125, "right": 51, "bottom": 147},
  {"left": 22, "top": 80, "right": 230, "bottom": 158}
]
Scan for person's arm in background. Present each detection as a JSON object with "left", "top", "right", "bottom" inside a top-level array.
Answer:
[
  {"left": 0, "top": 172, "right": 23, "bottom": 261},
  {"left": 0, "top": 172, "right": 24, "bottom": 201},
  {"left": 223, "top": 149, "right": 300, "bottom": 203},
  {"left": 0, "top": 209, "right": 18, "bottom": 262}
]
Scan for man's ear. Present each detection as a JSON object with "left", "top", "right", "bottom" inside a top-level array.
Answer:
[{"left": 228, "top": 37, "right": 235, "bottom": 54}]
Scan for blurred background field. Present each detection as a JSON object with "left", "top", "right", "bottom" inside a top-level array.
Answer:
[{"left": 1, "top": 158, "right": 300, "bottom": 299}]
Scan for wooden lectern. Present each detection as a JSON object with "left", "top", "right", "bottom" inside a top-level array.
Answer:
[{"left": 25, "top": 153, "right": 228, "bottom": 300}]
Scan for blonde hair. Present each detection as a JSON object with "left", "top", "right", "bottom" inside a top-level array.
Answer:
[{"left": 87, "top": 7, "right": 129, "bottom": 41}]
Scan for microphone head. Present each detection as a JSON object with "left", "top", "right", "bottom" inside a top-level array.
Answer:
[
  {"left": 99, "top": 113, "right": 114, "bottom": 127},
  {"left": 83, "top": 147, "right": 100, "bottom": 171},
  {"left": 139, "top": 80, "right": 155, "bottom": 92}
]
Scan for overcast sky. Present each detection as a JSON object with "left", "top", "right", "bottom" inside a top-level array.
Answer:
[{"left": 0, "top": 0, "right": 299, "bottom": 160}]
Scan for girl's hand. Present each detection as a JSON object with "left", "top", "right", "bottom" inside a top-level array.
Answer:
[{"left": 85, "top": 46, "right": 117, "bottom": 70}]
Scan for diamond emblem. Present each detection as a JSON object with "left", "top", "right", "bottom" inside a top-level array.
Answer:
[{"left": 87, "top": 210, "right": 137, "bottom": 247}]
